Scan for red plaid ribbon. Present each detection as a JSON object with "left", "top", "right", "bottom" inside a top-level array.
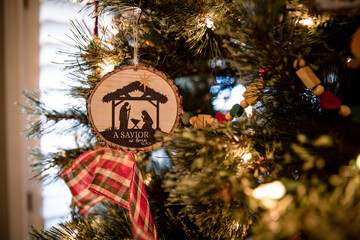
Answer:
[{"left": 60, "top": 147, "right": 158, "bottom": 240}]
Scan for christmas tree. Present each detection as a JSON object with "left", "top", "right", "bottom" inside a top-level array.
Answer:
[{"left": 25, "top": 0, "right": 360, "bottom": 239}]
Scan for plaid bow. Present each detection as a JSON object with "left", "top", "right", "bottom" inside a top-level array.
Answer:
[{"left": 60, "top": 147, "right": 158, "bottom": 240}]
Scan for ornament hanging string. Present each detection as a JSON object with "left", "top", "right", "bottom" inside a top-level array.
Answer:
[{"left": 132, "top": 7, "right": 142, "bottom": 67}]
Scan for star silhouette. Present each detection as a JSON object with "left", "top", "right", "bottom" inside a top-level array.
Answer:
[{"left": 139, "top": 72, "right": 150, "bottom": 91}]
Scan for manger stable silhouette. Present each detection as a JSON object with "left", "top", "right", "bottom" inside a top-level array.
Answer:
[{"left": 102, "top": 81, "right": 168, "bottom": 131}]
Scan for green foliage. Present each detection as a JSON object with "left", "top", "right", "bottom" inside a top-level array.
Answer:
[
  {"left": 29, "top": 202, "right": 133, "bottom": 240},
  {"left": 21, "top": 90, "right": 90, "bottom": 139},
  {"left": 23, "top": 0, "right": 360, "bottom": 239},
  {"left": 251, "top": 135, "right": 360, "bottom": 240},
  {"left": 29, "top": 147, "right": 92, "bottom": 183},
  {"left": 61, "top": 19, "right": 132, "bottom": 99},
  {"left": 162, "top": 123, "right": 265, "bottom": 239}
]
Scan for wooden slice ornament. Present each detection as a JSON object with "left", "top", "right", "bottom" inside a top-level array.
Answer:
[{"left": 87, "top": 65, "right": 183, "bottom": 153}]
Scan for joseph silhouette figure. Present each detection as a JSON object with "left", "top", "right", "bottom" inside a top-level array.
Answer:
[{"left": 119, "top": 102, "right": 131, "bottom": 130}]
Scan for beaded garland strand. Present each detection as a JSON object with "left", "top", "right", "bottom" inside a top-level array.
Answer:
[
  {"left": 184, "top": 28, "right": 360, "bottom": 128},
  {"left": 184, "top": 62, "right": 359, "bottom": 128},
  {"left": 182, "top": 80, "right": 264, "bottom": 129},
  {"left": 293, "top": 58, "right": 351, "bottom": 116}
]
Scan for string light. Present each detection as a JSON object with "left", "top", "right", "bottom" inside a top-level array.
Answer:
[
  {"left": 233, "top": 222, "right": 240, "bottom": 230},
  {"left": 356, "top": 154, "right": 360, "bottom": 169},
  {"left": 145, "top": 174, "right": 152, "bottom": 185},
  {"left": 252, "top": 181, "right": 286, "bottom": 200},
  {"left": 205, "top": 17, "right": 214, "bottom": 29},
  {"left": 242, "top": 153, "right": 252, "bottom": 162},
  {"left": 299, "top": 18, "right": 314, "bottom": 27}
]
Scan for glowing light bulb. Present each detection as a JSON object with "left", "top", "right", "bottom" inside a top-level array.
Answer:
[
  {"left": 205, "top": 18, "right": 214, "bottom": 29},
  {"left": 299, "top": 18, "right": 314, "bottom": 27},
  {"left": 242, "top": 153, "right": 252, "bottom": 162},
  {"left": 356, "top": 154, "right": 360, "bottom": 169},
  {"left": 233, "top": 222, "right": 239, "bottom": 230},
  {"left": 252, "top": 181, "right": 286, "bottom": 200},
  {"left": 145, "top": 174, "right": 152, "bottom": 185}
]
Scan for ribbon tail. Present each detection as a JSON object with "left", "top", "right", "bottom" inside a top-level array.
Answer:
[{"left": 129, "top": 163, "right": 158, "bottom": 240}]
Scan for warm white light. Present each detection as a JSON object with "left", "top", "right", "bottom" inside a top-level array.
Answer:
[
  {"left": 347, "top": 57, "right": 353, "bottom": 63},
  {"left": 233, "top": 222, "right": 240, "bottom": 230},
  {"left": 252, "top": 181, "right": 286, "bottom": 200},
  {"left": 356, "top": 154, "right": 360, "bottom": 169},
  {"left": 145, "top": 174, "right": 152, "bottom": 186},
  {"left": 299, "top": 18, "right": 314, "bottom": 27},
  {"left": 242, "top": 153, "right": 252, "bottom": 162},
  {"left": 245, "top": 105, "right": 253, "bottom": 117},
  {"left": 205, "top": 18, "right": 214, "bottom": 29}
]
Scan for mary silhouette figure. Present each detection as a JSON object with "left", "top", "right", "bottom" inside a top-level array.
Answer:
[
  {"left": 119, "top": 102, "right": 131, "bottom": 130},
  {"left": 141, "top": 110, "right": 154, "bottom": 132}
]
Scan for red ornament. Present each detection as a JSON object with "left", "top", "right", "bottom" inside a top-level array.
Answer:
[
  {"left": 320, "top": 91, "right": 342, "bottom": 110},
  {"left": 259, "top": 66, "right": 271, "bottom": 80},
  {"left": 215, "top": 112, "right": 226, "bottom": 123}
]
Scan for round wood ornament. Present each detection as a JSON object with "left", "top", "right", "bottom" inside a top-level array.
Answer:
[{"left": 87, "top": 65, "right": 183, "bottom": 153}]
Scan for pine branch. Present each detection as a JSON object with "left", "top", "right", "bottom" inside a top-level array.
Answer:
[
  {"left": 21, "top": 90, "right": 90, "bottom": 139},
  {"left": 29, "top": 202, "right": 133, "bottom": 240},
  {"left": 25, "top": 0, "right": 360, "bottom": 239},
  {"left": 29, "top": 147, "right": 95, "bottom": 183},
  {"left": 162, "top": 124, "right": 266, "bottom": 239}
]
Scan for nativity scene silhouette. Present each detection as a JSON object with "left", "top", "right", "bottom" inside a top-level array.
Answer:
[
  {"left": 141, "top": 110, "right": 153, "bottom": 131},
  {"left": 100, "top": 81, "right": 168, "bottom": 148},
  {"left": 119, "top": 102, "right": 131, "bottom": 130}
]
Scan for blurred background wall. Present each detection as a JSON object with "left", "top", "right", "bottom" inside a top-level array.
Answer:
[{"left": 1, "top": 0, "right": 42, "bottom": 239}]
